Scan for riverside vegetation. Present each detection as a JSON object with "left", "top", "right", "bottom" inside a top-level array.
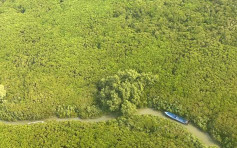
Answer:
[
  {"left": 0, "top": 0, "right": 236, "bottom": 147},
  {"left": 0, "top": 115, "right": 208, "bottom": 148}
]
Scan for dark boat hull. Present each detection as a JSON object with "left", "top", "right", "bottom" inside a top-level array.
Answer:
[{"left": 164, "top": 112, "right": 189, "bottom": 124}]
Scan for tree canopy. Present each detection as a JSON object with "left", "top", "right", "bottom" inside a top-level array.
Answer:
[
  {"left": 97, "top": 70, "right": 158, "bottom": 115},
  {"left": 0, "top": 0, "right": 236, "bottom": 147}
]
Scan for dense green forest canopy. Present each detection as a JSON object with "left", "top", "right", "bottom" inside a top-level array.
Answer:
[{"left": 0, "top": 0, "right": 236, "bottom": 147}]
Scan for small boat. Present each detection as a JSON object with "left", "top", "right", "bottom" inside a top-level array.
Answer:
[{"left": 164, "top": 112, "right": 189, "bottom": 124}]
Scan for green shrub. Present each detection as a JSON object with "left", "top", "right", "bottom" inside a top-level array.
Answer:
[
  {"left": 121, "top": 100, "right": 137, "bottom": 116},
  {"left": 56, "top": 105, "right": 77, "bottom": 118},
  {"left": 0, "top": 85, "right": 6, "bottom": 103},
  {"left": 78, "top": 105, "right": 103, "bottom": 119}
]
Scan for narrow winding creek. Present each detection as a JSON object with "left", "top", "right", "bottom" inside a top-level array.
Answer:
[{"left": 0, "top": 108, "right": 220, "bottom": 147}]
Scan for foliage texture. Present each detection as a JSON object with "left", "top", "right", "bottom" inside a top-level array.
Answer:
[
  {"left": 98, "top": 70, "right": 157, "bottom": 115},
  {"left": 0, "top": 0, "right": 236, "bottom": 147}
]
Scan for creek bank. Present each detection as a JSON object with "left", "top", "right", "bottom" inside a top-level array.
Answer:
[{"left": 0, "top": 108, "right": 219, "bottom": 147}]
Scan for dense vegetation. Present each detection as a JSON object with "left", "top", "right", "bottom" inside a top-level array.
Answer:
[
  {"left": 0, "top": 0, "right": 236, "bottom": 147},
  {"left": 97, "top": 70, "right": 158, "bottom": 115},
  {"left": 0, "top": 115, "right": 206, "bottom": 148}
]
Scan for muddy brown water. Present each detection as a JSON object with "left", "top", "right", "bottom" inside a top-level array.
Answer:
[{"left": 0, "top": 108, "right": 220, "bottom": 147}]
